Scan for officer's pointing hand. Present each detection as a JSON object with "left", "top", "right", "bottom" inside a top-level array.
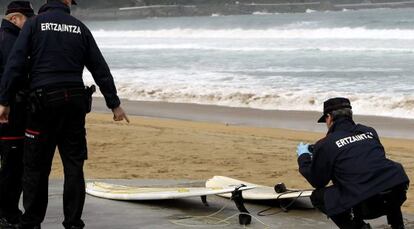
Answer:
[
  {"left": 112, "top": 106, "right": 130, "bottom": 123},
  {"left": 0, "top": 105, "right": 10, "bottom": 124}
]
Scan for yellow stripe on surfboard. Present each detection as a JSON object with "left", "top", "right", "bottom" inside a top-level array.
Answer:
[{"left": 90, "top": 182, "right": 224, "bottom": 194}]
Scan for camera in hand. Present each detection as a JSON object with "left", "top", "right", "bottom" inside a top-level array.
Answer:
[
  {"left": 308, "top": 144, "right": 315, "bottom": 153},
  {"left": 274, "top": 183, "right": 287, "bottom": 193}
]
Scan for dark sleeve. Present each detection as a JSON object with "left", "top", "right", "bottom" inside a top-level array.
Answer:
[
  {"left": 298, "top": 142, "right": 333, "bottom": 188},
  {"left": 0, "top": 48, "right": 3, "bottom": 81},
  {"left": 84, "top": 26, "right": 120, "bottom": 109},
  {"left": 0, "top": 23, "right": 32, "bottom": 105},
  {"left": 0, "top": 34, "right": 12, "bottom": 82}
]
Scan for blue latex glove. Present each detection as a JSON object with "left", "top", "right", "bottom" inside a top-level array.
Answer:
[{"left": 296, "top": 142, "right": 311, "bottom": 157}]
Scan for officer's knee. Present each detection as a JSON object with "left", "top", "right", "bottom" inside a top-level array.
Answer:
[
  {"left": 310, "top": 189, "right": 323, "bottom": 203},
  {"left": 63, "top": 165, "right": 84, "bottom": 179},
  {"left": 310, "top": 189, "right": 326, "bottom": 212}
]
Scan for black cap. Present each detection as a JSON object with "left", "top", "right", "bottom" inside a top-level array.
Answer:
[
  {"left": 47, "top": 0, "right": 77, "bottom": 5},
  {"left": 6, "top": 1, "right": 35, "bottom": 18},
  {"left": 317, "top": 97, "right": 352, "bottom": 123}
]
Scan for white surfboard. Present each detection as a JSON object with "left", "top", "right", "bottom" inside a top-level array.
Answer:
[
  {"left": 86, "top": 181, "right": 256, "bottom": 201},
  {"left": 206, "top": 176, "right": 313, "bottom": 200}
]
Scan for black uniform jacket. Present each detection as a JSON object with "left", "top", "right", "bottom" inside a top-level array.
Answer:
[
  {"left": 0, "top": 1, "right": 120, "bottom": 109},
  {"left": 0, "top": 19, "right": 26, "bottom": 137},
  {"left": 298, "top": 117, "right": 409, "bottom": 216},
  {"left": 0, "top": 20, "right": 20, "bottom": 80}
]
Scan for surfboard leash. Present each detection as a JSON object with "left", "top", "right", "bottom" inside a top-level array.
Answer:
[
  {"left": 169, "top": 199, "right": 277, "bottom": 228},
  {"left": 169, "top": 200, "right": 233, "bottom": 228},
  {"left": 257, "top": 189, "right": 311, "bottom": 216}
]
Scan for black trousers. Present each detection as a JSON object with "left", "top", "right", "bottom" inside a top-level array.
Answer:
[
  {"left": 0, "top": 139, "right": 24, "bottom": 223},
  {"left": 21, "top": 88, "right": 88, "bottom": 229},
  {"left": 311, "top": 183, "right": 408, "bottom": 229},
  {"left": 0, "top": 96, "right": 27, "bottom": 224}
]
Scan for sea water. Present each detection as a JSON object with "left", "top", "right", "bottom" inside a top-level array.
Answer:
[{"left": 84, "top": 8, "right": 414, "bottom": 119}]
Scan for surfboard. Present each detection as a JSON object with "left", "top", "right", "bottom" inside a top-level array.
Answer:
[
  {"left": 86, "top": 181, "right": 256, "bottom": 201},
  {"left": 205, "top": 176, "right": 313, "bottom": 200}
]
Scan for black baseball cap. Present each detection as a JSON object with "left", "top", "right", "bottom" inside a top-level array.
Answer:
[
  {"left": 317, "top": 97, "right": 352, "bottom": 123},
  {"left": 6, "top": 1, "right": 35, "bottom": 17},
  {"left": 47, "top": 0, "right": 77, "bottom": 5}
]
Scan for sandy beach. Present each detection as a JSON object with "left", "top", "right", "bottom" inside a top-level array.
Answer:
[{"left": 49, "top": 99, "right": 414, "bottom": 213}]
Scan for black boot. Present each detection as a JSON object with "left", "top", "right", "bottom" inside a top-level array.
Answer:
[
  {"left": 14, "top": 224, "right": 41, "bottom": 229},
  {"left": 360, "top": 223, "right": 372, "bottom": 229},
  {"left": 0, "top": 217, "right": 20, "bottom": 229}
]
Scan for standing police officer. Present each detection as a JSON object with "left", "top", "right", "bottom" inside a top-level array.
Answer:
[
  {"left": 0, "top": 2, "right": 34, "bottom": 228},
  {"left": 297, "top": 98, "right": 409, "bottom": 229},
  {"left": 0, "top": 0, "right": 129, "bottom": 228}
]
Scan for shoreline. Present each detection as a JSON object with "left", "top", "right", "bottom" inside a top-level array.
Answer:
[{"left": 93, "top": 97, "right": 414, "bottom": 140}]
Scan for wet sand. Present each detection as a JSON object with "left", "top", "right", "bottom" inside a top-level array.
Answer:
[
  {"left": 49, "top": 99, "right": 414, "bottom": 213},
  {"left": 92, "top": 98, "right": 414, "bottom": 140}
]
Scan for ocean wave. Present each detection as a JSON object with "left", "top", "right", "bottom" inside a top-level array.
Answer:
[
  {"left": 92, "top": 27, "right": 414, "bottom": 40},
  {"left": 99, "top": 44, "right": 414, "bottom": 53},
  {"left": 85, "top": 79, "right": 414, "bottom": 119},
  {"left": 252, "top": 11, "right": 276, "bottom": 15},
  {"left": 305, "top": 9, "right": 317, "bottom": 13}
]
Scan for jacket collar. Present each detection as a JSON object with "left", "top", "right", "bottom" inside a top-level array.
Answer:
[
  {"left": 0, "top": 19, "right": 20, "bottom": 36},
  {"left": 38, "top": 1, "right": 71, "bottom": 14},
  {"left": 327, "top": 117, "right": 356, "bottom": 134}
]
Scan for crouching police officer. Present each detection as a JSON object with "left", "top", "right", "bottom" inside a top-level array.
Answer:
[
  {"left": 0, "top": 0, "right": 129, "bottom": 228},
  {"left": 0, "top": 2, "right": 34, "bottom": 228},
  {"left": 297, "top": 98, "right": 409, "bottom": 229}
]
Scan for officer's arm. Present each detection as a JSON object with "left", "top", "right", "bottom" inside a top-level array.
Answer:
[
  {"left": 0, "top": 35, "right": 23, "bottom": 88},
  {"left": 0, "top": 22, "right": 32, "bottom": 105},
  {"left": 298, "top": 153, "right": 314, "bottom": 181},
  {"left": 0, "top": 50, "right": 3, "bottom": 81},
  {"left": 84, "top": 27, "right": 121, "bottom": 109},
  {"left": 298, "top": 145, "right": 332, "bottom": 188}
]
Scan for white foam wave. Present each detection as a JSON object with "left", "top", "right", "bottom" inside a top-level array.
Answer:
[
  {"left": 84, "top": 76, "right": 414, "bottom": 119},
  {"left": 99, "top": 44, "right": 414, "bottom": 53},
  {"left": 92, "top": 28, "right": 414, "bottom": 40},
  {"left": 305, "top": 9, "right": 317, "bottom": 13},
  {"left": 237, "top": 67, "right": 402, "bottom": 73},
  {"left": 252, "top": 11, "right": 276, "bottom": 15},
  {"left": 114, "top": 88, "right": 414, "bottom": 119}
]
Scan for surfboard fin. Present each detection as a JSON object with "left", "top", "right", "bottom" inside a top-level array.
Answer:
[
  {"left": 231, "top": 185, "right": 251, "bottom": 226},
  {"left": 200, "top": 195, "right": 209, "bottom": 206}
]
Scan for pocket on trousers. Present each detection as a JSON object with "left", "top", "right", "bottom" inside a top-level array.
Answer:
[
  {"left": 24, "top": 130, "right": 47, "bottom": 169},
  {"left": 0, "top": 140, "right": 22, "bottom": 171},
  {"left": 65, "top": 128, "right": 88, "bottom": 160}
]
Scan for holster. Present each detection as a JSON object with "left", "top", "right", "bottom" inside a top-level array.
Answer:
[
  {"left": 28, "top": 89, "right": 46, "bottom": 113},
  {"left": 85, "top": 85, "right": 96, "bottom": 113}
]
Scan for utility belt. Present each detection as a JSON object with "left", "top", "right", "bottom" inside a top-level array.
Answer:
[{"left": 29, "top": 85, "right": 96, "bottom": 113}]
